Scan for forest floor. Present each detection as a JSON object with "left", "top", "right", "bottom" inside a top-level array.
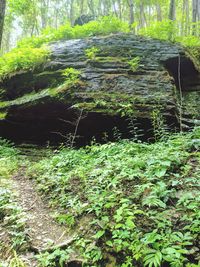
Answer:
[
  {"left": 12, "top": 167, "right": 75, "bottom": 266},
  {"left": 0, "top": 129, "right": 199, "bottom": 267}
]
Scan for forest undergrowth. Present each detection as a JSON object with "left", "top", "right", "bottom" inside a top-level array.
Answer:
[{"left": 0, "top": 128, "right": 199, "bottom": 267}]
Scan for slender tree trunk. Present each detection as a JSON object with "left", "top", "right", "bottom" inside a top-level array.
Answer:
[
  {"left": 192, "top": 0, "right": 199, "bottom": 34},
  {"left": 70, "top": 0, "right": 74, "bottom": 25},
  {"left": 79, "top": 0, "right": 84, "bottom": 16},
  {"left": 127, "top": 0, "right": 134, "bottom": 26},
  {"left": 0, "top": 0, "right": 6, "bottom": 49},
  {"left": 169, "top": 0, "right": 176, "bottom": 21},
  {"left": 185, "top": 0, "right": 190, "bottom": 34},
  {"left": 97, "top": 0, "right": 103, "bottom": 16},
  {"left": 192, "top": 0, "right": 197, "bottom": 23},
  {"left": 88, "top": 0, "right": 95, "bottom": 17},
  {"left": 117, "top": 0, "right": 122, "bottom": 19},
  {"left": 54, "top": 4, "right": 59, "bottom": 29},
  {"left": 40, "top": 0, "right": 49, "bottom": 29},
  {"left": 198, "top": 0, "right": 200, "bottom": 20},
  {"left": 139, "top": 2, "right": 146, "bottom": 27},
  {"left": 111, "top": 0, "right": 118, "bottom": 17},
  {"left": 103, "top": 0, "right": 110, "bottom": 16},
  {"left": 156, "top": 2, "right": 162, "bottom": 21}
]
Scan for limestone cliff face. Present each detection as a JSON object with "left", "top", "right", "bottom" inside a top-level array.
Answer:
[{"left": 0, "top": 34, "right": 199, "bottom": 144}]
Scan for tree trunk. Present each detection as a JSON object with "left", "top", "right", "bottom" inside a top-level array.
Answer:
[
  {"left": 169, "top": 0, "right": 176, "bottom": 21},
  {"left": 112, "top": 0, "right": 118, "bottom": 17},
  {"left": 117, "top": 0, "right": 122, "bottom": 19},
  {"left": 70, "top": 0, "right": 74, "bottom": 25},
  {"left": 0, "top": 0, "right": 6, "bottom": 49},
  {"left": 127, "top": 0, "right": 134, "bottom": 26},
  {"left": 88, "top": 0, "right": 95, "bottom": 17},
  {"left": 79, "top": 0, "right": 84, "bottom": 16},
  {"left": 185, "top": 0, "right": 190, "bottom": 34},
  {"left": 192, "top": 0, "right": 200, "bottom": 34},
  {"left": 156, "top": 2, "right": 162, "bottom": 21},
  {"left": 139, "top": 2, "right": 146, "bottom": 27},
  {"left": 198, "top": 0, "right": 200, "bottom": 20}
]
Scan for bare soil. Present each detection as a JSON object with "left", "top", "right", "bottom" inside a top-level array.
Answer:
[{"left": 12, "top": 168, "right": 75, "bottom": 266}]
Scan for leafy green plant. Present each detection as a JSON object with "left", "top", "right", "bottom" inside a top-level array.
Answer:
[
  {"left": 55, "top": 213, "right": 75, "bottom": 227},
  {"left": 8, "top": 251, "right": 26, "bottom": 267},
  {"left": 128, "top": 56, "right": 140, "bottom": 72},
  {"left": 0, "top": 139, "right": 19, "bottom": 178},
  {"left": 62, "top": 68, "right": 81, "bottom": 86},
  {"left": 85, "top": 47, "right": 100, "bottom": 60},
  {"left": 0, "top": 46, "right": 50, "bottom": 79},
  {"left": 27, "top": 128, "right": 200, "bottom": 266},
  {"left": 139, "top": 19, "right": 200, "bottom": 47},
  {"left": 143, "top": 249, "right": 162, "bottom": 267},
  {"left": 36, "top": 248, "right": 72, "bottom": 267},
  {"left": 0, "top": 16, "right": 129, "bottom": 79},
  {"left": 0, "top": 187, "right": 27, "bottom": 251},
  {"left": 151, "top": 109, "right": 169, "bottom": 141},
  {"left": 18, "top": 16, "right": 129, "bottom": 49}
]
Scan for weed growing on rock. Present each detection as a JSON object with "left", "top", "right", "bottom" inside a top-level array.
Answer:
[
  {"left": 62, "top": 68, "right": 81, "bottom": 86},
  {"left": 0, "top": 46, "right": 50, "bottom": 80},
  {"left": 85, "top": 47, "right": 100, "bottom": 60},
  {"left": 128, "top": 56, "right": 140, "bottom": 72}
]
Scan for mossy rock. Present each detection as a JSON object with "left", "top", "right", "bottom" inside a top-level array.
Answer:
[{"left": 0, "top": 33, "right": 199, "bottom": 144}]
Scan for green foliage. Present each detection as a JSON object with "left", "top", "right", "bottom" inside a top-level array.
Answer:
[
  {"left": 62, "top": 68, "right": 81, "bottom": 86},
  {"left": 0, "top": 46, "right": 50, "bottom": 80},
  {"left": 55, "top": 213, "right": 75, "bottom": 227},
  {"left": 151, "top": 109, "right": 169, "bottom": 141},
  {"left": 139, "top": 20, "right": 200, "bottom": 47},
  {"left": 0, "top": 16, "right": 129, "bottom": 79},
  {"left": 18, "top": 16, "right": 129, "bottom": 49},
  {"left": 143, "top": 250, "right": 162, "bottom": 267},
  {"left": 0, "top": 140, "right": 26, "bottom": 264},
  {"left": 28, "top": 128, "right": 200, "bottom": 266},
  {"left": 127, "top": 56, "right": 140, "bottom": 72},
  {"left": 0, "top": 139, "right": 19, "bottom": 178},
  {"left": 0, "top": 187, "right": 27, "bottom": 252},
  {"left": 85, "top": 47, "right": 100, "bottom": 60},
  {"left": 7, "top": 251, "right": 26, "bottom": 267},
  {"left": 36, "top": 248, "right": 72, "bottom": 267},
  {"left": 139, "top": 20, "right": 176, "bottom": 41}
]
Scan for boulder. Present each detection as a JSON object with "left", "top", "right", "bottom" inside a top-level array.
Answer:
[
  {"left": 0, "top": 33, "right": 199, "bottom": 145},
  {"left": 74, "top": 15, "right": 94, "bottom": 26}
]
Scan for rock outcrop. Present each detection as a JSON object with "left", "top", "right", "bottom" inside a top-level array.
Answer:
[{"left": 0, "top": 33, "right": 199, "bottom": 144}]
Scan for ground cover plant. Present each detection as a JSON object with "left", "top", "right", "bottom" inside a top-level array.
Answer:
[
  {"left": 28, "top": 127, "right": 200, "bottom": 267},
  {"left": 0, "top": 140, "right": 28, "bottom": 266}
]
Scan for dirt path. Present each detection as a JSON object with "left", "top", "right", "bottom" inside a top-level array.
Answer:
[{"left": 12, "top": 168, "right": 75, "bottom": 266}]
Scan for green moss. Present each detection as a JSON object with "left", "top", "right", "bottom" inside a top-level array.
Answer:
[
  {"left": 73, "top": 92, "right": 164, "bottom": 117},
  {"left": 0, "top": 111, "right": 7, "bottom": 119},
  {"left": 187, "top": 47, "right": 200, "bottom": 71},
  {"left": 94, "top": 56, "right": 125, "bottom": 63}
]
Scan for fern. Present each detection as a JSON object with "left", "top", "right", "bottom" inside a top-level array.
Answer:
[{"left": 144, "top": 250, "right": 162, "bottom": 267}]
